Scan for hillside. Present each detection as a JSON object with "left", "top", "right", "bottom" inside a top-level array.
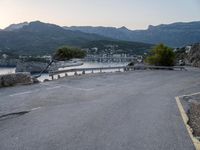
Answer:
[
  {"left": 65, "top": 21, "right": 200, "bottom": 47},
  {"left": 82, "top": 40, "right": 153, "bottom": 55},
  {"left": 0, "top": 21, "right": 109, "bottom": 55},
  {"left": 0, "top": 21, "right": 152, "bottom": 55}
]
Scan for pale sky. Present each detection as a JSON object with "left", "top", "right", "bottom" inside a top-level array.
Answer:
[{"left": 0, "top": 0, "right": 200, "bottom": 29}]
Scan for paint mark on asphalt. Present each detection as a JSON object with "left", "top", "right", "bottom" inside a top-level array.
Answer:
[
  {"left": 9, "top": 91, "right": 32, "bottom": 97},
  {"left": 46, "top": 86, "right": 62, "bottom": 90},
  {"left": 8, "top": 85, "right": 93, "bottom": 97},
  {"left": 31, "top": 107, "right": 41, "bottom": 111},
  {"left": 62, "top": 85, "right": 93, "bottom": 91},
  {"left": 179, "top": 92, "right": 200, "bottom": 98}
]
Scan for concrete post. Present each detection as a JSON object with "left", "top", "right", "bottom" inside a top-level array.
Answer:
[{"left": 51, "top": 75, "right": 54, "bottom": 80}]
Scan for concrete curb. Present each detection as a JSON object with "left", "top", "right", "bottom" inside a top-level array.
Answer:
[{"left": 175, "top": 96, "right": 200, "bottom": 150}]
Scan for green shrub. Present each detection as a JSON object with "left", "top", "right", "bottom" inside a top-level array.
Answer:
[
  {"left": 146, "top": 44, "right": 175, "bottom": 66},
  {"left": 53, "top": 46, "right": 86, "bottom": 61}
]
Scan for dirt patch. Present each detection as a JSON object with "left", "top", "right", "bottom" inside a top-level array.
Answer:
[{"left": 188, "top": 102, "right": 200, "bottom": 138}]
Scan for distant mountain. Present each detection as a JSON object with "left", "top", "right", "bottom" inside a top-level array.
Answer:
[
  {"left": 4, "top": 22, "right": 29, "bottom": 31},
  {"left": 64, "top": 21, "right": 200, "bottom": 47},
  {"left": 64, "top": 26, "right": 133, "bottom": 42},
  {"left": 0, "top": 21, "right": 152, "bottom": 55},
  {"left": 0, "top": 21, "right": 111, "bottom": 55}
]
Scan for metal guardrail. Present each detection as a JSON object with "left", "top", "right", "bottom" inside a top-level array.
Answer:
[{"left": 48, "top": 65, "right": 186, "bottom": 80}]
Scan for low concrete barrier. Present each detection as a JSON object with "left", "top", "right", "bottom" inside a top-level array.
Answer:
[
  {"left": 0, "top": 72, "right": 33, "bottom": 87},
  {"left": 49, "top": 65, "right": 186, "bottom": 80}
]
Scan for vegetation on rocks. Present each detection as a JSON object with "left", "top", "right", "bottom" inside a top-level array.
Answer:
[
  {"left": 175, "top": 43, "right": 200, "bottom": 67},
  {"left": 53, "top": 46, "right": 86, "bottom": 61},
  {"left": 146, "top": 44, "right": 175, "bottom": 66}
]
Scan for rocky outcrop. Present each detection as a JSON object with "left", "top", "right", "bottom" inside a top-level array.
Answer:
[
  {"left": 175, "top": 43, "right": 200, "bottom": 67},
  {"left": 187, "top": 43, "right": 200, "bottom": 67},
  {"left": 0, "top": 73, "right": 33, "bottom": 87}
]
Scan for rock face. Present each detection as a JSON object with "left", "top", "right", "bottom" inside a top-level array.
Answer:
[
  {"left": 0, "top": 73, "right": 33, "bottom": 87},
  {"left": 175, "top": 43, "right": 200, "bottom": 67},
  {"left": 188, "top": 43, "right": 200, "bottom": 67}
]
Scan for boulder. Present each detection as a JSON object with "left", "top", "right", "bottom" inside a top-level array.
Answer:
[
  {"left": 43, "top": 79, "right": 50, "bottom": 82},
  {"left": 32, "top": 77, "right": 40, "bottom": 84},
  {"left": 0, "top": 73, "right": 33, "bottom": 87}
]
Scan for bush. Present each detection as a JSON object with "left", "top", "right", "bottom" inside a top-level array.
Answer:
[
  {"left": 146, "top": 44, "right": 175, "bottom": 66},
  {"left": 53, "top": 46, "right": 86, "bottom": 61}
]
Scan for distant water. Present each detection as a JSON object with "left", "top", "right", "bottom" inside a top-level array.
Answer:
[
  {"left": 0, "top": 62, "right": 127, "bottom": 82},
  {"left": 0, "top": 67, "right": 16, "bottom": 75}
]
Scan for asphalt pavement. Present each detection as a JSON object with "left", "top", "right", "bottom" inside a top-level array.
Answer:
[{"left": 1, "top": 68, "right": 200, "bottom": 150}]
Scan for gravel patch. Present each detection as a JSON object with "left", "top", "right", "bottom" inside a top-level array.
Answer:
[
  {"left": 181, "top": 94, "right": 200, "bottom": 139},
  {"left": 188, "top": 103, "right": 200, "bottom": 137}
]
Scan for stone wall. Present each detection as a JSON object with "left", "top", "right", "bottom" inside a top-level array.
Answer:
[{"left": 0, "top": 73, "right": 33, "bottom": 87}]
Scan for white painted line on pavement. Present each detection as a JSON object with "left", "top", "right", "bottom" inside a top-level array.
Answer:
[
  {"left": 9, "top": 91, "right": 32, "bottom": 97},
  {"left": 179, "top": 91, "right": 200, "bottom": 98},
  {"left": 62, "top": 85, "right": 93, "bottom": 91},
  {"left": 31, "top": 107, "right": 41, "bottom": 111},
  {"left": 46, "top": 86, "right": 62, "bottom": 90}
]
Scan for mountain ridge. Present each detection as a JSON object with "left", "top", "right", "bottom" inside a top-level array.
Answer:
[
  {"left": 0, "top": 21, "right": 152, "bottom": 55},
  {"left": 64, "top": 21, "right": 200, "bottom": 47},
  {"left": 3, "top": 20, "right": 200, "bottom": 47},
  {"left": 4, "top": 22, "right": 29, "bottom": 31}
]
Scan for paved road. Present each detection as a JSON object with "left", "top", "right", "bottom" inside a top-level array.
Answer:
[{"left": 1, "top": 68, "right": 200, "bottom": 150}]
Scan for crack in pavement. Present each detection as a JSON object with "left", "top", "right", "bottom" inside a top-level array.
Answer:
[
  {"left": 0, "top": 111, "right": 30, "bottom": 121},
  {"left": 0, "top": 107, "right": 41, "bottom": 121}
]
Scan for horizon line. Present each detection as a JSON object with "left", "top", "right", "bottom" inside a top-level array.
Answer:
[{"left": 1, "top": 20, "right": 200, "bottom": 31}]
